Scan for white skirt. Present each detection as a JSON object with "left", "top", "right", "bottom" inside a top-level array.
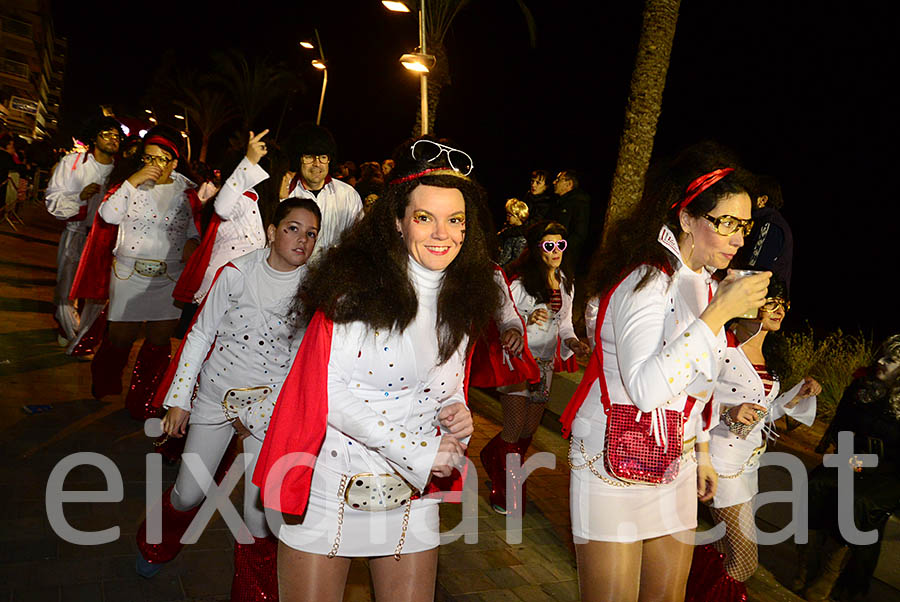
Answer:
[
  {"left": 278, "top": 461, "right": 440, "bottom": 557},
  {"left": 569, "top": 436, "right": 699, "bottom": 543},
  {"left": 710, "top": 455, "right": 760, "bottom": 508},
  {"left": 108, "top": 256, "right": 183, "bottom": 322}
]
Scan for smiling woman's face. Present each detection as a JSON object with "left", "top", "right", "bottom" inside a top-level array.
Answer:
[{"left": 396, "top": 184, "right": 466, "bottom": 271}]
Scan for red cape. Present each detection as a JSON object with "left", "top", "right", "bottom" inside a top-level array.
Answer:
[
  {"left": 69, "top": 184, "right": 121, "bottom": 301},
  {"left": 253, "top": 311, "right": 470, "bottom": 516},
  {"left": 469, "top": 266, "right": 540, "bottom": 388}
]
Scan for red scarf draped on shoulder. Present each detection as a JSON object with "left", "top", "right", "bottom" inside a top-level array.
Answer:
[{"left": 253, "top": 311, "right": 471, "bottom": 516}]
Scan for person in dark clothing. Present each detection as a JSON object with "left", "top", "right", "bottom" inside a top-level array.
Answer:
[
  {"left": 497, "top": 197, "right": 530, "bottom": 266},
  {"left": 0, "top": 133, "right": 21, "bottom": 180},
  {"left": 799, "top": 334, "right": 900, "bottom": 601},
  {"left": 549, "top": 169, "right": 590, "bottom": 273},
  {"left": 524, "top": 169, "right": 554, "bottom": 222},
  {"left": 736, "top": 175, "right": 793, "bottom": 294}
]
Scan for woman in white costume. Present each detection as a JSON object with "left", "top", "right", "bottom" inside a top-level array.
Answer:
[
  {"left": 561, "top": 142, "right": 771, "bottom": 601},
  {"left": 89, "top": 126, "right": 200, "bottom": 419},
  {"left": 135, "top": 197, "right": 321, "bottom": 602},
  {"left": 685, "top": 278, "right": 819, "bottom": 601},
  {"left": 254, "top": 138, "right": 502, "bottom": 602},
  {"left": 482, "top": 220, "right": 589, "bottom": 515}
]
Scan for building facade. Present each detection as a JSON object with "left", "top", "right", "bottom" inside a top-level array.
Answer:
[{"left": 0, "top": 0, "right": 65, "bottom": 141}]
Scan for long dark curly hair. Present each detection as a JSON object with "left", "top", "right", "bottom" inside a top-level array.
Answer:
[
  {"left": 293, "top": 137, "right": 502, "bottom": 364},
  {"left": 506, "top": 220, "right": 574, "bottom": 303},
  {"left": 584, "top": 141, "right": 754, "bottom": 301}
]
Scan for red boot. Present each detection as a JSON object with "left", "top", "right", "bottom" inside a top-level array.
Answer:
[
  {"left": 685, "top": 544, "right": 748, "bottom": 602},
  {"left": 479, "top": 433, "right": 504, "bottom": 485},
  {"left": 489, "top": 439, "right": 523, "bottom": 515},
  {"left": 136, "top": 485, "right": 202, "bottom": 575},
  {"left": 231, "top": 535, "right": 279, "bottom": 601},
  {"left": 69, "top": 306, "right": 107, "bottom": 357},
  {"left": 90, "top": 335, "right": 131, "bottom": 399},
  {"left": 125, "top": 340, "right": 171, "bottom": 420},
  {"left": 513, "top": 436, "right": 534, "bottom": 515}
]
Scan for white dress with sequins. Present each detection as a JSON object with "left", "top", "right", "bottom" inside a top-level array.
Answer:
[
  {"left": 709, "top": 336, "right": 816, "bottom": 508},
  {"left": 99, "top": 174, "right": 200, "bottom": 321},
  {"left": 568, "top": 234, "right": 726, "bottom": 543},
  {"left": 162, "top": 248, "right": 305, "bottom": 441},
  {"left": 279, "top": 259, "right": 468, "bottom": 557}
]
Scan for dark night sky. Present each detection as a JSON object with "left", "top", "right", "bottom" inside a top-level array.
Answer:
[{"left": 51, "top": 1, "right": 899, "bottom": 342}]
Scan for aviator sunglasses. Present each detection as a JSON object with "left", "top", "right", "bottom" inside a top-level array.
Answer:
[
  {"left": 541, "top": 239, "right": 567, "bottom": 253},
  {"left": 410, "top": 140, "right": 474, "bottom": 176}
]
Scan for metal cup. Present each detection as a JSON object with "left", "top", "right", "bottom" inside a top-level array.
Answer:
[{"left": 733, "top": 269, "right": 764, "bottom": 319}]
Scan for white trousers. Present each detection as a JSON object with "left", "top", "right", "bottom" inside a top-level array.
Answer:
[{"left": 171, "top": 422, "right": 269, "bottom": 538}]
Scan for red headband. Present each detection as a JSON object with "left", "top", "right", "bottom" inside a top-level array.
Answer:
[
  {"left": 389, "top": 167, "right": 468, "bottom": 185},
  {"left": 671, "top": 167, "right": 734, "bottom": 211},
  {"left": 144, "top": 135, "right": 180, "bottom": 160}
]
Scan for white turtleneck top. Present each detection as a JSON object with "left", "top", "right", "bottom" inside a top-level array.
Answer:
[
  {"left": 162, "top": 248, "right": 307, "bottom": 441},
  {"left": 315, "top": 257, "right": 469, "bottom": 493}
]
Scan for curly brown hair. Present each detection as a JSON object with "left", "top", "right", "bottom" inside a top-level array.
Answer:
[
  {"left": 293, "top": 137, "right": 502, "bottom": 364},
  {"left": 585, "top": 141, "right": 754, "bottom": 301}
]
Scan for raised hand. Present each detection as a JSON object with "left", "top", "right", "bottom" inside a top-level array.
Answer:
[
  {"left": 246, "top": 129, "right": 270, "bottom": 165},
  {"left": 127, "top": 164, "right": 163, "bottom": 188}
]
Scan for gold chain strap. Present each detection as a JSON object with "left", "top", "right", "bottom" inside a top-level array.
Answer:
[
  {"left": 717, "top": 444, "right": 766, "bottom": 480},
  {"left": 327, "top": 475, "right": 349, "bottom": 559},
  {"left": 567, "top": 439, "right": 630, "bottom": 488},
  {"left": 393, "top": 500, "right": 412, "bottom": 560}
]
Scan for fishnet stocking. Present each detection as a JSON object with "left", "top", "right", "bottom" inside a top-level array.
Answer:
[
  {"left": 710, "top": 502, "right": 758, "bottom": 582},
  {"left": 500, "top": 393, "right": 528, "bottom": 442}
]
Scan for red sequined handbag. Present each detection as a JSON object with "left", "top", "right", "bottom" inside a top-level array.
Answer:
[{"left": 603, "top": 403, "right": 684, "bottom": 485}]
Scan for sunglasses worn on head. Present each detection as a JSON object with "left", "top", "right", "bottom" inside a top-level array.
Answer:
[
  {"left": 411, "top": 140, "right": 474, "bottom": 176},
  {"left": 702, "top": 214, "right": 754, "bottom": 237},
  {"left": 541, "top": 239, "right": 567, "bottom": 253}
]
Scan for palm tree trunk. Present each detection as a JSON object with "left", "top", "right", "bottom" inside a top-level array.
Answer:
[
  {"left": 199, "top": 135, "right": 210, "bottom": 164},
  {"left": 602, "top": 0, "right": 681, "bottom": 241}
]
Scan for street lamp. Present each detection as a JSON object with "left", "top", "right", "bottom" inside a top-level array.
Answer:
[
  {"left": 384, "top": 0, "right": 430, "bottom": 135},
  {"left": 301, "top": 29, "right": 328, "bottom": 126},
  {"left": 174, "top": 109, "right": 191, "bottom": 161}
]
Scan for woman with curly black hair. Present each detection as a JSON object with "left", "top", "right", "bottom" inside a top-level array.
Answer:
[
  {"left": 686, "top": 278, "right": 820, "bottom": 601},
  {"left": 253, "top": 137, "right": 502, "bottom": 602}
]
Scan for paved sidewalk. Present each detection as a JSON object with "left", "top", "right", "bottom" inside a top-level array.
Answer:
[{"left": 2, "top": 203, "right": 897, "bottom": 601}]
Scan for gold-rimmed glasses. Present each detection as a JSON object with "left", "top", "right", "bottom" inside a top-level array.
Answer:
[{"left": 702, "top": 214, "right": 754, "bottom": 237}]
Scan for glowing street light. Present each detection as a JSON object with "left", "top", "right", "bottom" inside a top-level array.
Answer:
[
  {"left": 301, "top": 29, "right": 329, "bottom": 125},
  {"left": 174, "top": 114, "right": 185, "bottom": 120},
  {"left": 385, "top": 0, "right": 431, "bottom": 135},
  {"left": 399, "top": 52, "right": 434, "bottom": 73},
  {"left": 382, "top": 0, "right": 411, "bottom": 11}
]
